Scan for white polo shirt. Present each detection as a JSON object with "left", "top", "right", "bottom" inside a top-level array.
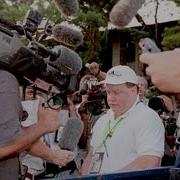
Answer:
[{"left": 90, "top": 99, "right": 165, "bottom": 173}]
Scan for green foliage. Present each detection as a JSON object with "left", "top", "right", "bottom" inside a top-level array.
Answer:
[
  {"left": 146, "top": 87, "right": 160, "bottom": 99},
  {"left": 36, "top": 0, "right": 62, "bottom": 23},
  {"left": 0, "top": 0, "right": 30, "bottom": 22},
  {"left": 73, "top": 7, "right": 108, "bottom": 63},
  {"left": 162, "top": 25, "right": 180, "bottom": 49},
  {"left": 128, "top": 28, "right": 150, "bottom": 41},
  {"left": 73, "top": 7, "right": 107, "bottom": 29},
  {"left": 160, "top": 0, "right": 180, "bottom": 49},
  {"left": 174, "top": 0, "right": 180, "bottom": 5}
]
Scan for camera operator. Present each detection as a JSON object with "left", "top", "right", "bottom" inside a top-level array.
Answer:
[
  {"left": 77, "top": 75, "right": 108, "bottom": 150},
  {"left": 0, "top": 70, "right": 73, "bottom": 180},
  {"left": 87, "top": 62, "right": 107, "bottom": 81},
  {"left": 20, "top": 79, "right": 82, "bottom": 179}
]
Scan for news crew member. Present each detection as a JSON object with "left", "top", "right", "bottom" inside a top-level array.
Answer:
[
  {"left": 87, "top": 62, "right": 106, "bottom": 81},
  {"left": 0, "top": 70, "right": 73, "bottom": 180}
]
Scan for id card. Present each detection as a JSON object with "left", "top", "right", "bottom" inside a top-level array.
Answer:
[{"left": 89, "top": 152, "right": 104, "bottom": 174}]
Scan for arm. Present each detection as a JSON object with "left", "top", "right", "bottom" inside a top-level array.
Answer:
[
  {"left": 66, "top": 96, "right": 79, "bottom": 118},
  {"left": 27, "top": 140, "right": 74, "bottom": 166},
  {"left": 80, "top": 147, "right": 94, "bottom": 175},
  {"left": 0, "top": 106, "right": 61, "bottom": 159},
  {"left": 119, "top": 155, "right": 161, "bottom": 172}
]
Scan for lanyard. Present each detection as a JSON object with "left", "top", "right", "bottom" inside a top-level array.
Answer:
[
  {"left": 96, "top": 101, "right": 141, "bottom": 149},
  {"left": 96, "top": 116, "right": 125, "bottom": 149}
]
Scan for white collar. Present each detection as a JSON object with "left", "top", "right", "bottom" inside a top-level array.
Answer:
[{"left": 110, "top": 96, "right": 140, "bottom": 121}]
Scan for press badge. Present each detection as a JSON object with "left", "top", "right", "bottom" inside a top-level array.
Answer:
[{"left": 89, "top": 152, "right": 104, "bottom": 174}]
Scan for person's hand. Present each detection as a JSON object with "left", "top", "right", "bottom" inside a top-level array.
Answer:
[
  {"left": 88, "top": 62, "right": 100, "bottom": 76},
  {"left": 37, "top": 104, "right": 61, "bottom": 133},
  {"left": 140, "top": 49, "right": 180, "bottom": 93},
  {"left": 51, "top": 146, "right": 75, "bottom": 166}
]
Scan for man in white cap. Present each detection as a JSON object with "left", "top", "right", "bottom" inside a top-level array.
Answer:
[{"left": 80, "top": 65, "right": 165, "bottom": 175}]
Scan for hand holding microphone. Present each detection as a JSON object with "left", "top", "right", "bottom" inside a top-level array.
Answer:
[
  {"left": 38, "top": 102, "right": 62, "bottom": 133},
  {"left": 140, "top": 49, "right": 180, "bottom": 93}
]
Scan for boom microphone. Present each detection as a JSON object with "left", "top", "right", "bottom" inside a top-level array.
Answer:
[
  {"left": 52, "top": 0, "right": 79, "bottom": 17},
  {"left": 49, "top": 45, "right": 82, "bottom": 75},
  {"left": 110, "top": 0, "right": 145, "bottom": 27},
  {"left": 58, "top": 117, "right": 84, "bottom": 151},
  {"left": 52, "top": 23, "right": 84, "bottom": 47}
]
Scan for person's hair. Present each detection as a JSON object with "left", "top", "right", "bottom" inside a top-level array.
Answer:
[{"left": 137, "top": 76, "right": 148, "bottom": 89}]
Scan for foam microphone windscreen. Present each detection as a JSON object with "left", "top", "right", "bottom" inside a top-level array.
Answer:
[
  {"left": 52, "top": 0, "right": 79, "bottom": 17},
  {"left": 110, "top": 0, "right": 145, "bottom": 27},
  {"left": 49, "top": 45, "right": 82, "bottom": 75},
  {"left": 52, "top": 23, "right": 84, "bottom": 47},
  {"left": 58, "top": 117, "right": 84, "bottom": 151}
]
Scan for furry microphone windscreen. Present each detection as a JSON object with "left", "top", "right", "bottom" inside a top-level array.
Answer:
[
  {"left": 58, "top": 117, "right": 84, "bottom": 151},
  {"left": 49, "top": 45, "right": 82, "bottom": 75},
  {"left": 52, "top": 23, "right": 84, "bottom": 47},
  {"left": 52, "top": 0, "right": 79, "bottom": 17},
  {"left": 110, "top": 0, "right": 145, "bottom": 27}
]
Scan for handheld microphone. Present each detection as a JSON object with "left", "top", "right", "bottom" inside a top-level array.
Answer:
[
  {"left": 110, "top": 0, "right": 145, "bottom": 27},
  {"left": 49, "top": 45, "right": 82, "bottom": 75},
  {"left": 139, "top": 38, "right": 161, "bottom": 54},
  {"left": 58, "top": 117, "right": 84, "bottom": 151},
  {"left": 52, "top": 23, "right": 84, "bottom": 47},
  {"left": 52, "top": 0, "right": 79, "bottom": 17}
]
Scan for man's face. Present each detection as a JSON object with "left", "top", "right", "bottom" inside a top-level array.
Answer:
[{"left": 106, "top": 83, "right": 137, "bottom": 117}]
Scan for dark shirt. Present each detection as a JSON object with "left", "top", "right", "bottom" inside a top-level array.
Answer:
[{"left": 0, "top": 70, "right": 22, "bottom": 180}]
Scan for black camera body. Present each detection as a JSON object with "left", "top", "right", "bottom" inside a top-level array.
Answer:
[
  {"left": 148, "top": 96, "right": 177, "bottom": 136},
  {"left": 79, "top": 78, "right": 108, "bottom": 115},
  {"left": 0, "top": 10, "right": 79, "bottom": 108}
]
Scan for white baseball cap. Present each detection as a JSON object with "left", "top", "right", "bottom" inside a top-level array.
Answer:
[{"left": 105, "top": 65, "right": 138, "bottom": 85}]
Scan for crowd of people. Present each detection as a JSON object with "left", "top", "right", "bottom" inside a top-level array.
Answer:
[{"left": 0, "top": 48, "right": 180, "bottom": 179}]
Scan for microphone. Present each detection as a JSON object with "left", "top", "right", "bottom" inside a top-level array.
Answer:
[
  {"left": 49, "top": 45, "right": 82, "bottom": 75},
  {"left": 110, "top": 0, "right": 145, "bottom": 27},
  {"left": 58, "top": 117, "right": 84, "bottom": 151},
  {"left": 139, "top": 38, "right": 161, "bottom": 54},
  {"left": 52, "top": 0, "right": 79, "bottom": 17},
  {"left": 52, "top": 23, "right": 84, "bottom": 47}
]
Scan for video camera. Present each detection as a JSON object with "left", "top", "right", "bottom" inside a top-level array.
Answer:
[
  {"left": 78, "top": 77, "right": 108, "bottom": 115},
  {"left": 148, "top": 96, "right": 177, "bottom": 136},
  {"left": 0, "top": 9, "right": 82, "bottom": 107}
]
